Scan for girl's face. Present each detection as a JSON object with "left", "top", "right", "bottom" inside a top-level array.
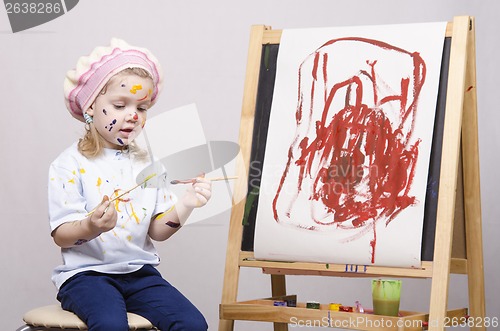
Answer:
[{"left": 87, "top": 73, "right": 154, "bottom": 149}]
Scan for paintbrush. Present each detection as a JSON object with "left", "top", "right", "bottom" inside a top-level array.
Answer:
[
  {"left": 86, "top": 173, "right": 157, "bottom": 216},
  {"left": 170, "top": 176, "right": 238, "bottom": 185}
]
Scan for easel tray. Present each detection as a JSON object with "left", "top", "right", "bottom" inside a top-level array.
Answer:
[{"left": 220, "top": 296, "right": 468, "bottom": 330}]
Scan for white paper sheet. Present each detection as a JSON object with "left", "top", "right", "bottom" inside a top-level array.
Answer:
[{"left": 254, "top": 22, "right": 447, "bottom": 267}]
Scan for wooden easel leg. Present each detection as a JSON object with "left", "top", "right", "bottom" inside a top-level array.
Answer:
[
  {"left": 218, "top": 319, "right": 235, "bottom": 331},
  {"left": 218, "top": 25, "right": 269, "bottom": 331},
  {"left": 428, "top": 16, "right": 471, "bottom": 331},
  {"left": 271, "top": 274, "right": 286, "bottom": 297},
  {"left": 271, "top": 275, "right": 288, "bottom": 331},
  {"left": 461, "top": 17, "right": 486, "bottom": 331}
]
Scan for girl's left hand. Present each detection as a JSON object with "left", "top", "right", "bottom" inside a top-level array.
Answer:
[{"left": 181, "top": 177, "right": 212, "bottom": 208}]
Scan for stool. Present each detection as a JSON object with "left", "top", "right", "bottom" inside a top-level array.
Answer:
[{"left": 18, "top": 304, "right": 156, "bottom": 330}]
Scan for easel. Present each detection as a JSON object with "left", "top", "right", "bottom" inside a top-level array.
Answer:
[{"left": 219, "top": 16, "right": 485, "bottom": 331}]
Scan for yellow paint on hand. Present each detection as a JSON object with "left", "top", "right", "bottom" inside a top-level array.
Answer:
[{"left": 130, "top": 84, "right": 143, "bottom": 94}]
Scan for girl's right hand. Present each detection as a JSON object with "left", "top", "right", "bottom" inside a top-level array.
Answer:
[{"left": 88, "top": 195, "right": 117, "bottom": 234}]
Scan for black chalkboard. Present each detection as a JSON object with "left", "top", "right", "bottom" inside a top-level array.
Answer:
[{"left": 241, "top": 38, "right": 452, "bottom": 262}]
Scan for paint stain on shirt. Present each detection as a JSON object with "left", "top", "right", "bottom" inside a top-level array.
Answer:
[{"left": 129, "top": 204, "right": 140, "bottom": 224}]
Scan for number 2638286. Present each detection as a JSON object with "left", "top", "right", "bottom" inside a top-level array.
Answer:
[
  {"left": 443, "top": 316, "right": 498, "bottom": 328},
  {"left": 5, "top": 2, "right": 62, "bottom": 14}
]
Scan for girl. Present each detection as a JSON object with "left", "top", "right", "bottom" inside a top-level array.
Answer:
[{"left": 48, "top": 38, "right": 211, "bottom": 331}]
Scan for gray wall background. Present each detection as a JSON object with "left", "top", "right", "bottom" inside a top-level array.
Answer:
[{"left": 1, "top": 1, "right": 498, "bottom": 330}]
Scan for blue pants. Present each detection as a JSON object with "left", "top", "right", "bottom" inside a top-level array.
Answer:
[{"left": 57, "top": 265, "right": 208, "bottom": 331}]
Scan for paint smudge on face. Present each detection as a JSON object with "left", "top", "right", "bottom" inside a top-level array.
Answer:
[
  {"left": 141, "top": 120, "right": 146, "bottom": 128},
  {"left": 121, "top": 83, "right": 126, "bottom": 88},
  {"left": 103, "top": 109, "right": 107, "bottom": 115},
  {"left": 105, "top": 119, "right": 117, "bottom": 131},
  {"left": 133, "top": 113, "right": 139, "bottom": 121},
  {"left": 129, "top": 84, "right": 143, "bottom": 94},
  {"left": 137, "top": 94, "right": 148, "bottom": 101},
  {"left": 117, "top": 138, "right": 124, "bottom": 145}
]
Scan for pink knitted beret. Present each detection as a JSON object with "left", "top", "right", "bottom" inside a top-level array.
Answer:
[{"left": 64, "top": 38, "right": 163, "bottom": 122}]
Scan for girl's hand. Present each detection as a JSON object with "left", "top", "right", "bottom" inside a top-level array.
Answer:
[
  {"left": 181, "top": 177, "right": 212, "bottom": 209},
  {"left": 149, "top": 176, "right": 212, "bottom": 240},
  {"left": 88, "top": 195, "right": 117, "bottom": 234}
]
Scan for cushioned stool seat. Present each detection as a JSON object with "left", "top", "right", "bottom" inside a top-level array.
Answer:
[{"left": 22, "top": 304, "right": 155, "bottom": 330}]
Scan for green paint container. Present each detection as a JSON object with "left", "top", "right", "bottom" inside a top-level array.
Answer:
[
  {"left": 306, "top": 301, "right": 320, "bottom": 309},
  {"left": 372, "top": 279, "right": 402, "bottom": 316}
]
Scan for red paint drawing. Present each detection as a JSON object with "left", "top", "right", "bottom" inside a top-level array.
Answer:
[{"left": 272, "top": 37, "right": 426, "bottom": 263}]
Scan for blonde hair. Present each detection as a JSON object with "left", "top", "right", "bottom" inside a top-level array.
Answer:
[{"left": 78, "top": 68, "right": 153, "bottom": 160}]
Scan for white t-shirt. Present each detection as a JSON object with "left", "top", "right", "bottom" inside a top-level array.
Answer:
[{"left": 48, "top": 142, "right": 174, "bottom": 289}]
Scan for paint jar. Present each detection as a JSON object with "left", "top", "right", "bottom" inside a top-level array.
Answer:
[
  {"left": 306, "top": 301, "right": 321, "bottom": 309},
  {"left": 329, "top": 303, "right": 341, "bottom": 311},
  {"left": 286, "top": 298, "right": 297, "bottom": 307},
  {"left": 339, "top": 305, "right": 353, "bottom": 312},
  {"left": 371, "top": 279, "right": 402, "bottom": 316}
]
